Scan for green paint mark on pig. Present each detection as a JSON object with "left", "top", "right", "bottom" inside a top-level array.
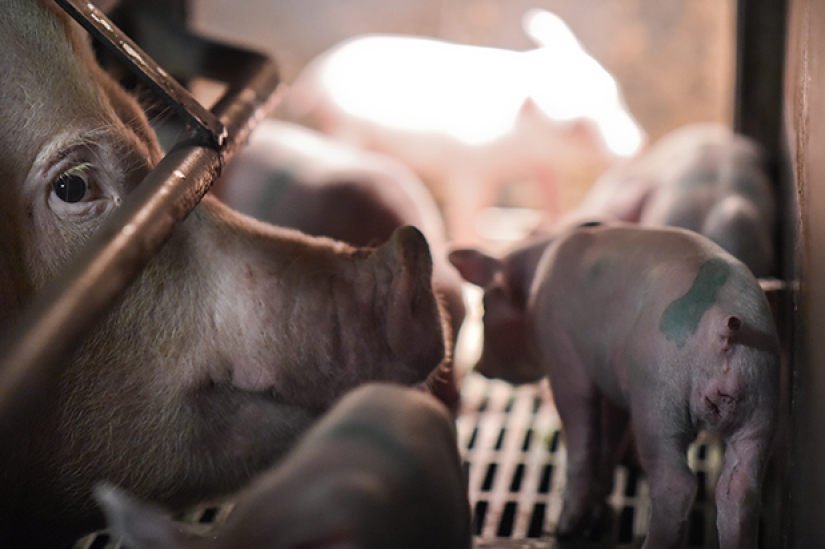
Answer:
[
  {"left": 658, "top": 258, "right": 730, "bottom": 349},
  {"left": 587, "top": 257, "right": 612, "bottom": 284}
]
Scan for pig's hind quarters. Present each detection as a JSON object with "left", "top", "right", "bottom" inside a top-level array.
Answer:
[
  {"left": 691, "top": 315, "right": 778, "bottom": 549},
  {"left": 692, "top": 312, "right": 779, "bottom": 437}
]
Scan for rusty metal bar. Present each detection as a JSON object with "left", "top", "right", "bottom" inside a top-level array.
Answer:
[
  {"left": 0, "top": 3, "right": 281, "bottom": 429},
  {"left": 55, "top": 0, "right": 227, "bottom": 149}
]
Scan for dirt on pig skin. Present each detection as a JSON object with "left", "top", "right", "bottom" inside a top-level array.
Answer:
[{"left": 0, "top": 2, "right": 450, "bottom": 547}]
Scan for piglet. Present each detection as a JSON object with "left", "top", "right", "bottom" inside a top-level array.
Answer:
[
  {"left": 281, "top": 8, "right": 645, "bottom": 243},
  {"left": 96, "top": 383, "right": 473, "bottom": 549},
  {"left": 570, "top": 123, "right": 776, "bottom": 277},
  {"left": 450, "top": 223, "right": 779, "bottom": 549}
]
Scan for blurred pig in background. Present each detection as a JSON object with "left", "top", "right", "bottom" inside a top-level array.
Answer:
[
  {"left": 96, "top": 384, "right": 473, "bottom": 549},
  {"left": 212, "top": 119, "right": 466, "bottom": 350},
  {"left": 280, "top": 8, "right": 646, "bottom": 245},
  {"left": 570, "top": 123, "right": 776, "bottom": 277},
  {"left": 0, "top": 1, "right": 449, "bottom": 546}
]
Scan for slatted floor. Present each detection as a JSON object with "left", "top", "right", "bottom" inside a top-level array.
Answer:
[{"left": 457, "top": 372, "right": 723, "bottom": 549}]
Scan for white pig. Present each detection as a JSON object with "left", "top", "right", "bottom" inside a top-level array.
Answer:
[
  {"left": 570, "top": 123, "right": 776, "bottom": 277},
  {"left": 0, "top": 2, "right": 447, "bottom": 547},
  {"left": 281, "top": 8, "right": 646, "bottom": 243},
  {"left": 449, "top": 223, "right": 779, "bottom": 549},
  {"left": 96, "top": 383, "right": 472, "bottom": 549},
  {"left": 212, "top": 119, "right": 467, "bottom": 350}
]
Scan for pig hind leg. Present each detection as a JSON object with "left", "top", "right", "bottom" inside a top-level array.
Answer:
[
  {"left": 631, "top": 409, "right": 697, "bottom": 548},
  {"left": 596, "top": 399, "right": 630, "bottom": 502},
  {"left": 553, "top": 385, "right": 612, "bottom": 539},
  {"left": 714, "top": 432, "right": 770, "bottom": 549}
]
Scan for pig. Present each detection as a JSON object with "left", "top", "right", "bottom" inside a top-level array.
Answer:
[
  {"left": 568, "top": 123, "right": 776, "bottom": 277},
  {"left": 0, "top": 1, "right": 448, "bottom": 547},
  {"left": 95, "top": 383, "right": 473, "bottom": 549},
  {"left": 280, "top": 8, "right": 646, "bottom": 244},
  {"left": 212, "top": 119, "right": 466, "bottom": 349},
  {"left": 449, "top": 223, "right": 780, "bottom": 548}
]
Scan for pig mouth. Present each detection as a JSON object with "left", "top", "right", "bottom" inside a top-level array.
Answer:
[
  {"left": 202, "top": 355, "right": 367, "bottom": 417},
  {"left": 474, "top": 356, "right": 543, "bottom": 386},
  {"left": 190, "top": 380, "right": 323, "bottom": 456}
]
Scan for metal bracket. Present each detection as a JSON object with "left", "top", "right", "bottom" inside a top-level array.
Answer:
[
  {"left": 55, "top": 0, "right": 228, "bottom": 150},
  {"left": 0, "top": 0, "right": 280, "bottom": 431}
]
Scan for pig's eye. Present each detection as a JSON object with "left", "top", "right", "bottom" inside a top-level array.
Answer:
[{"left": 52, "top": 165, "right": 91, "bottom": 203}]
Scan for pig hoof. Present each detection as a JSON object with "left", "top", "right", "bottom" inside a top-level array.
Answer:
[
  {"left": 420, "top": 359, "right": 461, "bottom": 414},
  {"left": 556, "top": 501, "right": 613, "bottom": 543}
]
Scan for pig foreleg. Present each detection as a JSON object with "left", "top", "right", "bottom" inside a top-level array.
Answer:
[
  {"left": 553, "top": 384, "right": 604, "bottom": 538},
  {"left": 558, "top": 395, "right": 629, "bottom": 540}
]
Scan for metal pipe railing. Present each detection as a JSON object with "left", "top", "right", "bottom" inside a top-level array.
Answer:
[
  {"left": 0, "top": 0, "right": 281, "bottom": 430},
  {"left": 56, "top": 0, "right": 227, "bottom": 149}
]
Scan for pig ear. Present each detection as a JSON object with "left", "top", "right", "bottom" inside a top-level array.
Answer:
[
  {"left": 448, "top": 248, "right": 502, "bottom": 288},
  {"left": 378, "top": 226, "right": 446, "bottom": 368},
  {"left": 94, "top": 484, "right": 192, "bottom": 549},
  {"left": 521, "top": 8, "right": 581, "bottom": 51}
]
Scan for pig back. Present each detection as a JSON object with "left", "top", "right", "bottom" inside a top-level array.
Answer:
[
  {"left": 213, "top": 120, "right": 448, "bottom": 246},
  {"left": 529, "top": 224, "right": 776, "bottom": 408}
]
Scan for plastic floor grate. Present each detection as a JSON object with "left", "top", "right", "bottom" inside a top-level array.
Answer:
[{"left": 457, "top": 372, "right": 724, "bottom": 549}]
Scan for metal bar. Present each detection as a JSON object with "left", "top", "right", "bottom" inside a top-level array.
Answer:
[
  {"left": 0, "top": 7, "right": 281, "bottom": 430},
  {"left": 732, "top": 0, "right": 787, "bottom": 177},
  {"left": 55, "top": 0, "right": 227, "bottom": 150}
]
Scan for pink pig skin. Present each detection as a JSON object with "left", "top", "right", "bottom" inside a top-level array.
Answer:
[
  {"left": 95, "top": 384, "right": 472, "bottom": 549},
  {"left": 450, "top": 223, "right": 779, "bottom": 549},
  {"left": 570, "top": 123, "right": 776, "bottom": 277},
  {"left": 0, "top": 2, "right": 448, "bottom": 546},
  {"left": 212, "top": 119, "right": 466, "bottom": 351},
  {"left": 280, "top": 9, "right": 646, "bottom": 244}
]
